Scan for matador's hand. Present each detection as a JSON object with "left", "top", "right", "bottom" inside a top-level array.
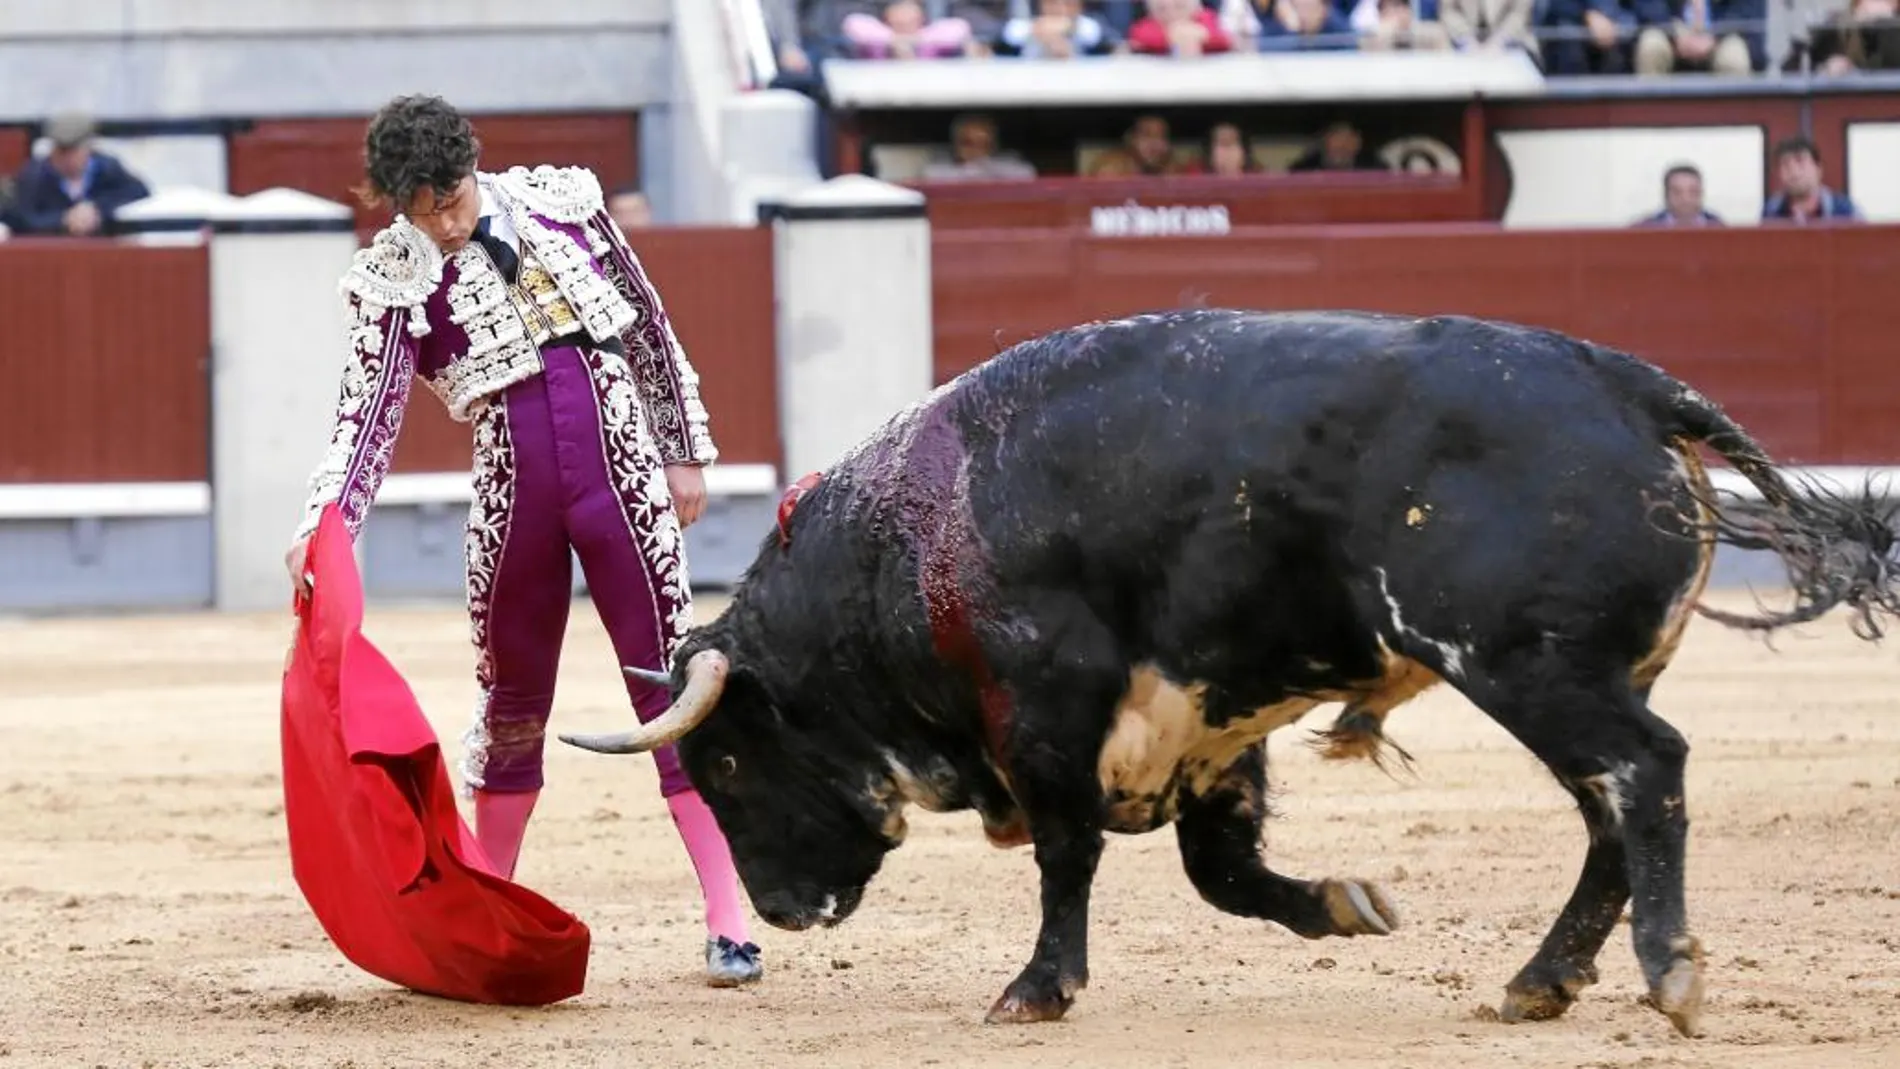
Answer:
[{"left": 666, "top": 464, "right": 707, "bottom": 528}]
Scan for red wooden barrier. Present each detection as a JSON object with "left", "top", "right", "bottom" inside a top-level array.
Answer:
[
  {"left": 0, "top": 240, "right": 211, "bottom": 482},
  {"left": 933, "top": 222, "right": 1900, "bottom": 465}
]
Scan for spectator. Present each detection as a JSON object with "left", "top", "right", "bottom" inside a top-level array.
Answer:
[
  {"left": 781, "top": 0, "right": 882, "bottom": 61},
  {"left": 841, "top": 1, "right": 977, "bottom": 57},
  {"left": 1193, "top": 121, "right": 1261, "bottom": 174},
  {"left": 1785, "top": 0, "right": 1898, "bottom": 74},
  {"left": 1211, "top": 0, "right": 1271, "bottom": 44},
  {"left": 4, "top": 112, "right": 150, "bottom": 237},
  {"left": 1633, "top": 0, "right": 1763, "bottom": 74},
  {"left": 1287, "top": 120, "right": 1388, "bottom": 171},
  {"left": 1091, "top": 0, "right": 1147, "bottom": 35},
  {"left": 994, "top": 0, "right": 1123, "bottom": 55},
  {"left": 608, "top": 188, "right": 653, "bottom": 232},
  {"left": 919, "top": 114, "right": 1040, "bottom": 179},
  {"left": 1761, "top": 135, "right": 1862, "bottom": 223},
  {"left": 1127, "top": 0, "right": 1236, "bottom": 54},
  {"left": 1438, "top": 0, "right": 1539, "bottom": 57},
  {"left": 1541, "top": 0, "right": 1669, "bottom": 75},
  {"left": 1087, "top": 113, "right": 1188, "bottom": 175},
  {"left": 1256, "top": 0, "right": 1359, "bottom": 50},
  {"left": 1359, "top": 0, "right": 1453, "bottom": 49},
  {"left": 756, "top": 0, "right": 829, "bottom": 99},
  {"left": 929, "top": 1, "right": 1025, "bottom": 43},
  {"left": 1633, "top": 163, "right": 1723, "bottom": 225}
]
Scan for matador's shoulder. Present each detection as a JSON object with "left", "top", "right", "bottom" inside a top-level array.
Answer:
[
  {"left": 488, "top": 164, "right": 605, "bottom": 224},
  {"left": 338, "top": 216, "right": 446, "bottom": 311}
]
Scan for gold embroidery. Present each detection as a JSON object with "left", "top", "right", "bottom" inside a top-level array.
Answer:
[{"left": 505, "top": 244, "right": 583, "bottom": 345}]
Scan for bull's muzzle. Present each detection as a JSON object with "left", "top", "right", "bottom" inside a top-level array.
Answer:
[{"left": 559, "top": 648, "right": 728, "bottom": 754}]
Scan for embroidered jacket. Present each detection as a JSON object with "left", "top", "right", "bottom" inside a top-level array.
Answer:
[{"left": 293, "top": 165, "right": 717, "bottom": 541}]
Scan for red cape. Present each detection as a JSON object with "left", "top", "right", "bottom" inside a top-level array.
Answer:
[{"left": 279, "top": 504, "right": 590, "bottom": 1005}]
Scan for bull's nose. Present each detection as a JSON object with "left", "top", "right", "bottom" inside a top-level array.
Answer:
[
  {"left": 753, "top": 886, "right": 865, "bottom": 931},
  {"left": 753, "top": 889, "right": 820, "bottom": 932}
]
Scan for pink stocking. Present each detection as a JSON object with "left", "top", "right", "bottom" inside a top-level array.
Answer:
[
  {"left": 474, "top": 789, "right": 539, "bottom": 880},
  {"left": 667, "top": 790, "right": 750, "bottom": 943}
]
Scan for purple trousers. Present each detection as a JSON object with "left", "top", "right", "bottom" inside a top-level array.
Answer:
[{"left": 456, "top": 342, "right": 695, "bottom": 799}]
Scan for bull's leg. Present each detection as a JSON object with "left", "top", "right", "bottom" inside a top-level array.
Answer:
[
  {"left": 1495, "top": 780, "right": 1630, "bottom": 1024},
  {"left": 1467, "top": 668, "right": 1703, "bottom": 1037},
  {"left": 983, "top": 679, "right": 1113, "bottom": 1025},
  {"left": 1175, "top": 744, "right": 1399, "bottom": 938},
  {"left": 1494, "top": 679, "right": 1658, "bottom": 1025},
  {"left": 985, "top": 805, "right": 1104, "bottom": 1025}
]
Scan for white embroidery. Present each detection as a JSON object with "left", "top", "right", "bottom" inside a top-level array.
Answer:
[
  {"left": 339, "top": 219, "right": 444, "bottom": 337},
  {"left": 494, "top": 164, "right": 604, "bottom": 223},
  {"left": 428, "top": 246, "right": 543, "bottom": 421},
  {"left": 585, "top": 213, "right": 719, "bottom": 465},
  {"left": 583, "top": 348, "right": 695, "bottom": 653},
  {"left": 485, "top": 171, "right": 637, "bottom": 345},
  {"left": 458, "top": 397, "right": 516, "bottom": 796},
  {"left": 293, "top": 297, "right": 415, "bottom": 541}
]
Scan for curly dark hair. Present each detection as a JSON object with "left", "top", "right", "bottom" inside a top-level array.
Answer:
[{"left": 355, "top": 94, "right": 481, "bottom": 210}]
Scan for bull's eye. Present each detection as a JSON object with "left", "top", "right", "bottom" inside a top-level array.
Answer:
[{"left": 720, "top": 754, "right": 738, "bottom": 777}]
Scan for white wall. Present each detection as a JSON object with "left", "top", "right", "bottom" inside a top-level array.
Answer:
[
  {"left": 0, "top": 0, "right": 672, "bottom": 119},
  {"left": 2, "top": 0, "right": 666, "bottom": 35},
  {"left": 1845, "top": 123, "right": 1900, "bottom": 223},
  {"left": 1497, "top": 126, "right": 1767, "bottom": 228}
]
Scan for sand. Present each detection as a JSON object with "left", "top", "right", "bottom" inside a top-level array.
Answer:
[{"left": 2, "top": 587, "right": 1897, "bottom": 1069}]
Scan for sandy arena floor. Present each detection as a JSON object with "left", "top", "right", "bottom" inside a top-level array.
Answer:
[{"left": 1, "top": 586, "right": 1897, "bottom": 1068}]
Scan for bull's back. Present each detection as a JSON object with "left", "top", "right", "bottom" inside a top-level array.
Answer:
[
  {"left": 948, "top": 310, "right": 1616, "bottom": 564},
  {"left": 946, "top": 307, "right": 1694, "bottom": 660}
]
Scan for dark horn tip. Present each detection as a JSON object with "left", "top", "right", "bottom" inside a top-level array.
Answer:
[
  {"left": 558, "top": 732, "right": 642, "bottom": 755},
  {"left": 623, "top": 665, "right": 672, "bottom": 687}
]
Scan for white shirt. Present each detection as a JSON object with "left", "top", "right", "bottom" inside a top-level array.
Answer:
[{"left": 476, "top": 182, "right": 520, "bottom": 255}]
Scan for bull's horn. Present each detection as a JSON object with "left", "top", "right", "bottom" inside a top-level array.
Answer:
[
  {"left": 560, "top": 649, "right": 729, "bottom": 755},
  {"left": 623, "top": 664, "right": 672, "bottom": 687}
]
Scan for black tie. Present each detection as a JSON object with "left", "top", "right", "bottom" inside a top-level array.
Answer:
[{"left": 473, "top": 216, "right": 519, "bottom": 283}]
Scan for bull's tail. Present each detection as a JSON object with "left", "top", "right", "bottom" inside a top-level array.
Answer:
[{"left": 1590, "top": 344, "right": 1900, "bottom": 641}]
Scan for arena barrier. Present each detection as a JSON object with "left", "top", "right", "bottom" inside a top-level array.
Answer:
[{"left": 3, "top": 179, "right": 1895, "bottom": 613}]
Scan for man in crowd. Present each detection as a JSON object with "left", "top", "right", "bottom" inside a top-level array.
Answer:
[
  {"left": 3, "top": 112, "right": 150, "bottom": 237},
  {"left": 1635, "top": 163, "right": 1723, "bottom": 225},
  {"left": 1761, "top": 136, "right": 1862, "bottom": 223}
]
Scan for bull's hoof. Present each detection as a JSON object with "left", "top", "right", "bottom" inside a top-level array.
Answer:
[
  {"left": 1498, "top": 960, "right": 1600, "bottom": 1024},
  {"left": 983, "top": 812, "right": 1032, "bottom": 849},
  {"left": 1314, "top": 879, "right": 1400, "bottom": 937},
  {"left": 1649, "top": 937, "right": 1706, "bottom": 1038},
  {"left": 984, "top": 971, "right": 1082, "bottom": 1025},
  {"left": 984, "top": 992, "right": 1072, "bottom": 1025}
]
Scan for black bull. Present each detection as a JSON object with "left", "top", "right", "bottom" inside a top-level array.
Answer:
[{"left": 562, "top": 309, "right": 1899, "bottom": 1035}]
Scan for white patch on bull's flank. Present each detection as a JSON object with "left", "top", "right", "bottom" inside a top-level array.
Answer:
[
  {"left": 1095, "top": 665, "right": 1320, "bottom": 831},
  {"left": 1374, "top": 567, "right": 1470, "bottom": 682},
  {"left": 817, "top": 894, "right": 839, "bottom": 922},
  {"left": 1578, "top": 761, "right": 1638, "bottom": 835}
]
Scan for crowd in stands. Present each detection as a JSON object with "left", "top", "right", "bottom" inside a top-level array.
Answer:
[
  {"left": 760, "top": 0, "right": 1900, "bottom": 77},
  {"left": 914, "top": 103, "right": 1863, "bottom": 226}
]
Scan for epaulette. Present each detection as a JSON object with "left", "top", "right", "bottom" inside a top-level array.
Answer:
[
  {"left": 337, "top": 217, "right": 445, "bottom": 312},
  {"left": 490, "top": 165, "right": 605, "bottom": 224}
]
